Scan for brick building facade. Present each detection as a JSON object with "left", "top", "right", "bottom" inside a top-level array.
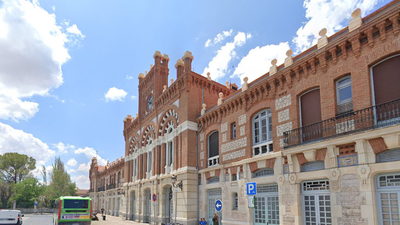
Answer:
[{"left": 90, "top": 1, "right": 400, "bottom": 224}]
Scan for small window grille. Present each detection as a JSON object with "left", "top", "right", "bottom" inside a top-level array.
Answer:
[
  {"left": 302, "top": 180, "right": 330, "bottom": 192},
  {"left": 208, "top": 189, "right": 222, "bottom": 196},
  {"left": 208, "top": 176, "right": 220, "bottom": 184},
  {"left": 377, "top": 148, "right": 400, "bottom": 163},
  {"left": 301, "top": 161, "right": 325, "bottom": 172},
  {"left": 378, "top": 174, "right": 400, "bottom": 188},
  {"left": 257, "top": 184, "right": 278, "bottom": 193},
  {"left": 252, "top": 168, "right": 274, "bottom": 178}
]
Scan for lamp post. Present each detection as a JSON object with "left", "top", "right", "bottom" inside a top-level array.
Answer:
[{"left": 171, "top": 175, "right": 182, "bottom": 225}]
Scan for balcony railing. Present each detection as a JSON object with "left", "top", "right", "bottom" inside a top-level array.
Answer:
[
  {"left": 97, "top": 186, "right": 105, "bottom": 192},
  {"left": 284, "top": 98, "right": 400, "bottom": 149},
  {"left": 89, "top": 188, "right": 94, "bottom": 193},
  {"left": 107, "top": 183, "right": 116, "bottom": 190}
]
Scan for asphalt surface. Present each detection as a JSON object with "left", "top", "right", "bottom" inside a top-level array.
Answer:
[{"left": 22, "top": 214, "right": 149, "bottom": 225}]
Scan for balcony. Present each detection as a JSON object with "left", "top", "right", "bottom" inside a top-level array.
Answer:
[
  {"left": 284, "top": 98, "right": 400, "bottom": 149},
  {"left": 107, "top": 183, "right": 116, "bottom": 190},
  {"left": 97, "top": 186, "right": 105, "bottom": 192}
]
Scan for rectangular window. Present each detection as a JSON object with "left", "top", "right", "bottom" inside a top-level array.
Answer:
[
  {"left": 133, "top": 159, "right": 137, "bottom": 178},
  {"left": 233, "top": 193, "right": 238, "bottom": 210},
  {"left": 231, "top": 123, "right": 236, "bottom": 139},
  {"left": 336, "top": 76, "right": 353, "bottom": 114},
  {"left": 232, "top": 174, "right": 237, "bottom": 181},
  {"left": 167, "top": 141, "right": 173, "bottom": 166},
  {"left": 147, "top": 152, "right": 152, "bottom": 173}
]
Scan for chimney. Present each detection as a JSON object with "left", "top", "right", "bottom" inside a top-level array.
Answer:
[
  {"left": 182, "top": 51, "right": 194, "bottom": 73},
  {"left": 175, "top": 59, "right": 184, "bottom": 79},
  {"left": 153, "top": 51, "right": 162, "bottom": 66}
]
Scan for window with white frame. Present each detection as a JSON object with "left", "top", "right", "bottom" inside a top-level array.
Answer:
[
  {"left": 302, "top": 180, "right": 331, "bottom": 225},
  {"left": 252, "top": 109, "right": 273, "bottom": 156},
  {"left": 252, "top": 168, "right": 274, "bottom": 178},
  {"left": 208, "top": 131, "right": 219, "bottom": 167},
  {"left": 376, "top": 173, "right": 400, "bottom": 225},
  {"left": 232, "top": 192, "right": 238, "bottom": 210},
  {"left": 336, "top": 76, "right": 353, "bottom": 114}
]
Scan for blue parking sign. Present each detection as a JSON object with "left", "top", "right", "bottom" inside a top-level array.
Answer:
[{"left": 246, "top": 182, "right": 257, "bottom": 195}]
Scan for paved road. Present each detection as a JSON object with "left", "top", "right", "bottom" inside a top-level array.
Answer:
[{"left": 22, "top": 214, "right": 149, "bottom": 225}]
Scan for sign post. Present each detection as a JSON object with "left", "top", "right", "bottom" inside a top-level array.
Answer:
[
  {"left": 215, "top": 199, "right": 223, "bottom": 212},
  {"left": 152, "top": 194, "right": 157, "bottom": 225},
  {"left": 246, "top": 182, "right": 257, "bottom": 223}
]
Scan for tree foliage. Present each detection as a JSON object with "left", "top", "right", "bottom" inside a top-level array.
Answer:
[
  {"left": 46, "top": 157, "right": 77, "bottom": 201},
  {"left": 0, "top": 153, "right": 36, "bottom": 208},
  {"left": 9, "top": 177, "right": 41, "bottom": 208},
  {"left": 0, "top": 153, "right": 36, "bottom": 183}
]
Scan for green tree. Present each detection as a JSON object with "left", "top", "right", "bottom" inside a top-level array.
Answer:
[
  {"left": 0, "top": 153, "right": 36, "bottom": 208},
  {"left": 0, "top": 153, "right": 36, "bottom": 183},
  {"left": 46, "top": 157, "right": 77, "bottom": 201},
  {"left": 9, "top": 177, "right": 41, "bottom": 208}
]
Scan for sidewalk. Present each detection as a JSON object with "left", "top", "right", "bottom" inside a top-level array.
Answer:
[{"left": 92, "top": 215, "right": 149, "bottom": 225}]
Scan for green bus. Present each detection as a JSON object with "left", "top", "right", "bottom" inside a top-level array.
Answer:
[{"left": 53, "top": 196, "right": 92, "bottom": 225}]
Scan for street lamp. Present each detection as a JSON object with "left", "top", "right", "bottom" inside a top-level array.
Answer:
[{"left": 171, "top": 175, "right": 182, "bottom": 225}]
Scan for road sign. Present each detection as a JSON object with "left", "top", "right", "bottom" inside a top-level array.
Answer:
[
  {"left": 34, "top": 201, "right": 38, "bottom": 206},
  {"left": 215, "top": 199, "right": 222, "bottom": 212},
  {"left": 246, "top": 182, "right": 257, "bottom": 195},
  {"left": 152, "top": 194, "right": 157, "bottom": 202},
  {"left": 248, "top": 196, "right": 255, "bottom": 208}
]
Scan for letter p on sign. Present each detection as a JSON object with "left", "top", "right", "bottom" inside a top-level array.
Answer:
[{"left": 246, "top": 182, "right": 257, "bottom": 195}]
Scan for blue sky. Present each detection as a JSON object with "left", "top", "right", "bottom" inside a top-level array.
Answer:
[{"left": 0, "top": 0, "right": 391, "bottom": 188}]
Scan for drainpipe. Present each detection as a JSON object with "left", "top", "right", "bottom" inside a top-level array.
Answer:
[{"left": 196, "top": 123, "right": 203, "bottom": 224}]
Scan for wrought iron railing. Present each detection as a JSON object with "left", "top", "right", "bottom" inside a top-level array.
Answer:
[
  {"left": 283, "top": 98, "right": 400, "bottom": 149},
  {"left": 107, "top": 183, "right": 116, "bottom": 190},
  {"left": 97, "top": 186, "right": 105, "bottom": 192}
]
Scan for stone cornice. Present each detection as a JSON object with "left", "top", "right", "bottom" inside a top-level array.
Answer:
[{"left": 197, "top": 3, "right": 400, "bottom": 129}]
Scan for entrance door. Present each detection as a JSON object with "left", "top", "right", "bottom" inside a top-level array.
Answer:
[
  {"left": 131, "top": 191, "right": 135, "bottom": 221},
  {"left": 302, "top": 180, "right": 331, "bottom": 225},
  {"left": 164, "top": 186, "right": 173, "bottom": 223},
  {"left": 144, "top": 189, "right": 151, "bottom": 223},
  {"left": 253, "top": 184, "right": 279, "bottom": 225},
  {"left": 376, "top": 173, "right": 400, "bottom": 225},
  {"left": 208, "top": 189, "right": 222, "bottom": 225}
]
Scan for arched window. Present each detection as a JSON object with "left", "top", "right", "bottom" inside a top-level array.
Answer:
[
  {"left": 252, "top": 109, "right": 273, "bottom": 156},
  {"left": 301, "top": 161, "right": 325, "bottom": 172},
  {"left": 252, "top": 168, "right": 274, "bottom": 178},
  {"left": 377, "top": 148, "right": 400, "bottom": 163},
  {"left": 208, "top": 131, "right": 219, "bottom": 167}
]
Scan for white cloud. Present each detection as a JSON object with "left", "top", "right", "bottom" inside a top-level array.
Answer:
[
  {"left": 51, "top": 5, "right": 55, "bottom": 11},
  {"left": 131, "top": 95, "right": 137, "bottom": 100},
  {"left": 68, "top": 169, "right": 76, "bottom": 173},
  {"left": 53, "top": 142, "right": 75, "bottom": 154},
  {"left": 74, "top": 147, "right": 107, "bottom": 165},
  {"left": 233, "top": 42, "right": 289, "bottom": 83},
  {"left": 126, "top": 75, "right": 133, "bottom": 80},
  {"left": 0, "top": 0, "right": 83, "bottom": 121},
  {"left": 66, "top": 24, "right": 85, "bottom": 38},
  {"left": 0, "top": 122, "right": 56, "bottom": 167},
  {"left": 67, "top": 158, "right": 78, "bottom": 167},
  {"left": 71, "top": 174, "right": 89, "bottom": 189},
  {"left": 293, "top": 0, "right": 380, "bottom": 53},
  {"left": 104, "top": 87, "right": 127, "bottom": 102},
  {"left": 205, "top": 29, "right": 233, "bottom": 47},
  {"left": 202, "top": 32, "right": 251, "bottom": 81},
  {"left": 77, "top": 163, "right": 89, "bottom": 172}
]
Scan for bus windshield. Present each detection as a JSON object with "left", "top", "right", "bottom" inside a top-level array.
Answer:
[{"left": 64, "top": 200, "right": 89, "bottom": 209}]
